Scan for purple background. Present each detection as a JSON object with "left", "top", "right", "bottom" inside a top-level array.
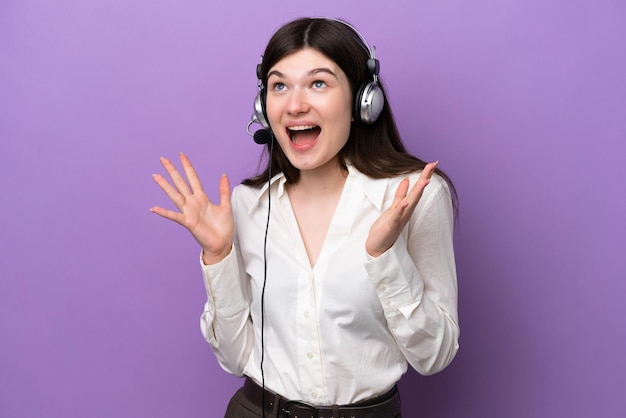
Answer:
[{"left": 2, "top": 1, "right": 625, "bottom": 417}]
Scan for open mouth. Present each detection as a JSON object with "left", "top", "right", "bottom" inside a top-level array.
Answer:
[{"left": 287, "top": 125, "right": 321, "bottom": 145}]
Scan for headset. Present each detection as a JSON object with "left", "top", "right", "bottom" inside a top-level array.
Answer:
[{"left": 247, "top": 18, "right": 385, "bottom": 144}]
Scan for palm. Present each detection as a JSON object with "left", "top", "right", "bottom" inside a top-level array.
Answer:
[
  {"left": 151, "top": 153, "right": 234, "bottom": 263},
  {"left": 366, "top": 162, "right": 438, "bottom": 257}
]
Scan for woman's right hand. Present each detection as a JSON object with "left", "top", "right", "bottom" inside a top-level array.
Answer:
[{"left": 150, "top": 152, "right": 234, "bottom": 265}]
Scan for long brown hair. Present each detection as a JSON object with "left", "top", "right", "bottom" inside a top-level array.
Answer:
[{"left": 243, "top": 18, "right": 457, "bottom": 211}]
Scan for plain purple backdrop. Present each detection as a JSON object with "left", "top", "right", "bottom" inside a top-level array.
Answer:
[{"left": 1, "top": 1, "right": 625, "bottom": 417}]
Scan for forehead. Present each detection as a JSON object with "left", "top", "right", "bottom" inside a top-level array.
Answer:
[{"left": 268, "top": 48, "right": 341, "bottom": 76}]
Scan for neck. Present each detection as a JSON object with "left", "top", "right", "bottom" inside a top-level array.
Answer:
[{"left": 290, "top": 160, "right": 348, "bottom": 197}]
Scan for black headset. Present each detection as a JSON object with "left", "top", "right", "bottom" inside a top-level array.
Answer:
[{"left": 247, "top": 18, "right": 385, "bottom": 144}]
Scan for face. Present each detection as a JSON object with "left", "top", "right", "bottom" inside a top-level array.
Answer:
[{"left": 265, "top": 48, "right": 353, "bottom": 176}]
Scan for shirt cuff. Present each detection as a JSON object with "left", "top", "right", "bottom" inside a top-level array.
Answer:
[
  {"left": 200, "top": 246, "right": 248, "bottom": 317},
  {"left": 364, "top": 236, "right": 424, "bottom": 313}
]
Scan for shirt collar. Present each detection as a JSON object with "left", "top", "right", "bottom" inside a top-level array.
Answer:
[
  {"left": 247, "top": 172, "right": 287, "bottom": 214},
  {"left": 246, "top": 165, "right": 390, "bottom": 214},
  {"left": 347, "top": 165, "right": 388, "bottom": 211}
]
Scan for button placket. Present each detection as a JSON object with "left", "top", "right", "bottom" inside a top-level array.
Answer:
[{"left": 296, "top": 270, "right": 325, "bottom": 404}]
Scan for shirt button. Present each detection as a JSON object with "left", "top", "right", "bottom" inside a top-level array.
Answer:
[
  {"left": 304, "top": 311, "right": 310, "bottom": 319},
  {"left": 378, "top": 284, "right": 387, "bottom": 292},
  {"left": 311, "top": 391, "right": 318, "bottom": 399},
  {"left": 307, "top": 352, "right": 314, "bottom": 359},
  {"left": 384, "top": 299, "right": 392, "bottom": 307}
]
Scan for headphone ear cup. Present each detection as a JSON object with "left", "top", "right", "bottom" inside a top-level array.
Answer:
[
  {"left": 354, "top": 82, "right": 385, "bottom": 124},
  {"left": 253, "top": 87, "right": 271, "bottom": 130}
]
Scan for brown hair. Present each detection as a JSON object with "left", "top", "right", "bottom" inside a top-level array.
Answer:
[{"left": 243, "top": 17, "right": 457, "bottom": 211}]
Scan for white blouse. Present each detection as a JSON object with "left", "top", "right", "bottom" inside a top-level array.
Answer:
[{"left": 200, "top": 165, "right": 459, "bottom": 406}]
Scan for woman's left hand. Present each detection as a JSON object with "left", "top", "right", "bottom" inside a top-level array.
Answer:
[{"left": 365, "top": 161, "right": 438, "bottom": 258}]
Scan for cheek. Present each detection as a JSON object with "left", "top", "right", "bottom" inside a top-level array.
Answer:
[
  {"left": 338, "top": 92, "right": 354, "bottom": 124},
  {"left": 337, "top": 121, "right": 352, "bottom": 149},
  {"left": 264, "top": 95, "right": 284, "bottom": 125},
  {"left": 264, "top": 99, "right": 278, "bottom": 126},
  {"left": 334, "top": 99, "right": 354, "bottom": 137}
]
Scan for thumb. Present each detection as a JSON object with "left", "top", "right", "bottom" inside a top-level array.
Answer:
[{"left": 218, "top": 174, "right": 231, "bottom": 207}]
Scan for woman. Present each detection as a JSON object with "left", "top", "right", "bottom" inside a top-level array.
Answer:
[{"left": 151, "top": 17, "right": 459, "bottom": 418}]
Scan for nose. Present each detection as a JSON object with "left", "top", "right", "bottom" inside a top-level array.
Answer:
[{"left": 286, "top": 88, "right": 310, "bottom": 115}]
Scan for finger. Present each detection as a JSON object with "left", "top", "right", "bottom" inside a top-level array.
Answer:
[
  {"left": 417, "top": 161, "right": 438, "bottom": 184},
  {"left": 179, "top": 152, "right": 205, "bottom": 194},
  {"left": 149, "top": 205, "right": 185, "bottom": 225},
  {"left": 152, "top": 173, "right": 187, "bottom": 211},
  {"left": 388, "top": 200, "right": 409, "bottom": 227},
  {"left": 160, "top": 156, "right": 192, "bottom": 196},
  {"left": 406, "top": 161, "right": 439, "bottom": 206},
  {"left": 394, "top": 177, "right": 410, "bottom": 201},
  {"left": 423, "top": 160, "right": 439, "bottom": 178},
  {"left": 390, "top": 178, "right": 410, "bottom": 214},
  {"left": 383, "top": 178, "right": 410, "bottom": 226},
  {"left": 218, "top": 173, "right": 232, "bottom": 208}
]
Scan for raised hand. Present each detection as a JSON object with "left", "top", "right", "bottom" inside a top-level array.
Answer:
[
  {"left": 365, "top": 161, "right": 438, "bottom": 258},
  {"left": 150, "top": 152, "right": 234, "bottom": 265}
]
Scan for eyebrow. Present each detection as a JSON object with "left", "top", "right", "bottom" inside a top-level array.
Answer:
[{"left": 267, "top": 67, "right": 338, "bottom": 79}]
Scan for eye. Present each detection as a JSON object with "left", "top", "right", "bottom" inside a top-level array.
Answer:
[
  {"left": 271, "top": 82, "right": 286, "bottom": 92},
  {"left": 312, "top": 80, "right": 327, "bottom": 89}
]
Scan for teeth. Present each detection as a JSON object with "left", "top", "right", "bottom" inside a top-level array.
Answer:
[{"left": 287, "top": 125, "right": 317, "bottom": 131}]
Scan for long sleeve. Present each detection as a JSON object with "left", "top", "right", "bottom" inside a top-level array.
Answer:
[
  {"left": 364, "top": 176, "right": 459, "bottom": 375},
  {"left": 196, "top": 170, "right": 459, "bottom": 404},
  {"left": 199, "top": 243, "right": 254, "bottom": 376}
]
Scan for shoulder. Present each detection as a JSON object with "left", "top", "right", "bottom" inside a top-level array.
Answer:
[
  {"left": 231, "top": 183, "right": 262, "bottom": 214},
  {"left": 416, "top": 172, "right": 452, "bottom": 205},
  {"left": 345, "top": 167, "right": 447, "bottom": 218},
  {"left": 368, "top": 168, "right": 454, "bottom": 226},
  {"left": 351, "top": 166, "right": 451, "bottom": 206},
  {"left": 232, "top": 173, "right": 285, "bottom": 214},
  {"left": 232, "top": 182, "right": 261, "bottom": 201}
]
